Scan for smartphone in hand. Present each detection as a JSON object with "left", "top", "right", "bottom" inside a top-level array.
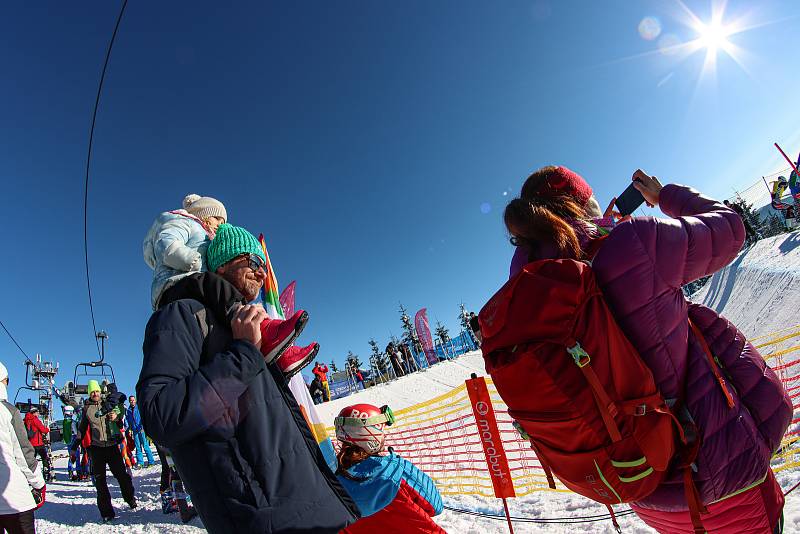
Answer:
[{"left": 615, "top": 182, "right": 646, "bottom": 216}]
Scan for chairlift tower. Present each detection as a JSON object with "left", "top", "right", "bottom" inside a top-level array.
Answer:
[
  {"left": 18, "top": 354, "right": 60, "bottom": 422},
  {"left": 15, "top": 353, "right": 60, "bottom": 480}
]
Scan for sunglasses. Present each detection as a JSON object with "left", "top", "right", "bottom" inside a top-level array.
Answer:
[{"left": 238, "top": 253, "right": 266, "bottom": 273}]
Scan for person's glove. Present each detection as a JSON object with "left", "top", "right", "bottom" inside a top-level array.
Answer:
[{"left": 32, "top": 485, "right": 46, "bottom": 508}]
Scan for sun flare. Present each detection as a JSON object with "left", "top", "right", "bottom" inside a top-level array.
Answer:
[{"left": 695, "top": 20, "right": 731, "bottom": 52}]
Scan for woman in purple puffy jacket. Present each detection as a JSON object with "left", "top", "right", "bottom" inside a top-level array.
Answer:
[{"left": 504, "top": 165, "right": 792, "bottom": 534}]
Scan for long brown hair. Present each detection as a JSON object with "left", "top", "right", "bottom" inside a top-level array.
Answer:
[
  {"left": 336, "top": 443, "right": 373, "bottom": 481},
  {"left": 504, "top": 166, "right": 591, "bottom": 260}
]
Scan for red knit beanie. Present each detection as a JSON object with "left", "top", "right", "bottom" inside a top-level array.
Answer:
[{"left": 522, "top": 166, "right": 593, "bottom": 205}]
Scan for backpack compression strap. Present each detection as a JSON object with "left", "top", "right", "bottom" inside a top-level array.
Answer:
[{"left": 566, "top": 341, "right": 623, "bottom": 442}]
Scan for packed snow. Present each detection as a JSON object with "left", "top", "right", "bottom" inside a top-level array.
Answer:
[{"left": 33, "top": 231, "right": 800, "bottom": 532}]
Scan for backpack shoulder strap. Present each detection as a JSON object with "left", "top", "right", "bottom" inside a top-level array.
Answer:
[{"left": 583, "top": 234, "right": 609, "bottom": 263}]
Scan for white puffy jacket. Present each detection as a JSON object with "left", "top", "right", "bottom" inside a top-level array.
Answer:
[{"left": 0, "top": 382, "right": 44, "bottom": 515}]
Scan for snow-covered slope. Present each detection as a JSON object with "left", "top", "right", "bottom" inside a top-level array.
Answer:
[{"left": 693, "top": 231, "right": 800, "bottom": 337}]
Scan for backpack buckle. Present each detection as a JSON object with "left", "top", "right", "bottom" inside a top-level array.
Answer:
[{"left": 567, "top": 343, "right": 591, "bottom": 367}]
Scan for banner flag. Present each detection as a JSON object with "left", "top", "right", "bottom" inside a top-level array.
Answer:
[
  {"left": 414, "top": 308, "right": 439, "bottom": 366},
  {"left": 466, "top": 375, "right": 516, "bottom": 499},
  {"left": 280, "top": 280, "right": 296, "bottom": 318}
]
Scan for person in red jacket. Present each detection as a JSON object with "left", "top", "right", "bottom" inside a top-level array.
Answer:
[
  {"left": 334, "top": 404, "right": 445, "bottom": 534},
  {"left": 23, "top": 407, "right": 51, "bottom": 482},
  {"left": 312, "top": 362, "right": 330, "bottom": 401}
]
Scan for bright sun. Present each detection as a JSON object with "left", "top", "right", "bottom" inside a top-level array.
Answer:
[{"left": 696, "top": 21, "right": 731, "bottom": 51}]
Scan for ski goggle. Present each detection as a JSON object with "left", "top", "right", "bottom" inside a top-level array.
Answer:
[{"left": 335, "top": 405, "right": 395, "bottom": 428}]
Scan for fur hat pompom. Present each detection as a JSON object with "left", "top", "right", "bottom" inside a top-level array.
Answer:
[{"left": 183, "top": 194, "right": 202, "bottom": 210}]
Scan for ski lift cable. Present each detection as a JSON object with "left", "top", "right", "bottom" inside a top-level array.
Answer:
[
  {"left": 83, "top": 0, "right": 129, "bottom": 357},
  {"left": 0, "top": 319, "right": 34, "bottom": 366}
]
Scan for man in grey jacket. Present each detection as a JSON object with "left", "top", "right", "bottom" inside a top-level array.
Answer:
[{"left": 77, "top": 380, "right": 136, "bottom": 522}]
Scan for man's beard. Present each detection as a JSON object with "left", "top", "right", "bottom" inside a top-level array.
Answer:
[{"left": 241, "top": 279, "right": 261, "bottom": 302}]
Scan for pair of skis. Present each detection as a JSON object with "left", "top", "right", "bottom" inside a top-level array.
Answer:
[{"left": 160, "top": 454, "right": 198, "bottom": 523}]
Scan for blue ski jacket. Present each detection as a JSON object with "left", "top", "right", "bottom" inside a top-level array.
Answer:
[
  {"left": 338, "top": 452, "right": 444, "bottom": 533},
  {"left": 125, "top": 405, "right": 143, "bottom": 434}
]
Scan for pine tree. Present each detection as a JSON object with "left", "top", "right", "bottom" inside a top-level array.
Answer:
[
  {"left": 346, "top": 350, "right": 363, "bottom": 372},
  {"left": 459, "top": 303, "right": 479, "bottom": 347},
  {"left": 367, "top": 338, "right": 388, "bottom": 379},
  {"left": 458, "top": 303, "right": 470, "bottom": 330},
  {"left": 767, "top": 213, "right": 787, "bottom": 237},
  {"left": 731, "top": 196, "right": 764, "bottom": 240},
  {"left": 435, "top": 321, "right": 451, "bottom": 345},
  {"left": 682, "top": 275, "right": 711, "bottom": 298},
  {"left": 399, "top": 303, "right": 421, "bottom": 353}
]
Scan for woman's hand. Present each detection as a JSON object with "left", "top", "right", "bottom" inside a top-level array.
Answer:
[
  {"left": 603, "top": 198, "right": 631, "bottom": 224},
  {"left": 632, "top": 169, "right": 663, "bottom": 208}
]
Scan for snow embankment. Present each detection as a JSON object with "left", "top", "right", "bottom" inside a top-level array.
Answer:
[
  {"left": 315, "top": 351, "right": 487, "bottom": 422},
  {"left": 693, "top": 231, "right": 800, "bottom": 337}
]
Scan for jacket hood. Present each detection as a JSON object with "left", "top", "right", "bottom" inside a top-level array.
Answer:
[{"left": 158, "top": 272, "right": 246, "bottom": 327}]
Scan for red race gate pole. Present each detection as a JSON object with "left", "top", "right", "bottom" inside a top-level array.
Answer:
[
  {"left": 466, "top": 373, "right": 515, "bottom": 534},
  {"left": 775, "top": 142, "right": 800, "bottom": 177}
]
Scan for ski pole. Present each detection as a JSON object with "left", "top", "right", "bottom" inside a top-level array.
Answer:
[
  {"left": 775, "top": 142, "right": 800, "bottom": 177},
  {"left": 763, "top": 177, "right": 772, "bottom": 196}
]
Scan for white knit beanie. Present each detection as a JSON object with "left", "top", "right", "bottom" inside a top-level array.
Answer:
[{"left": 183, "top": 194, "right": 227, "bottom": 222}]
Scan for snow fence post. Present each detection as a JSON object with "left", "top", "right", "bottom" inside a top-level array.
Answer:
[{"left": 466, "top": 373, "right": 515, "bottom": 534}]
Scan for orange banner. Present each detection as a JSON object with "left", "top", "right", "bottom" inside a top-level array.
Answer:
[{"left": 466, "top": 376, "right": 516, "bottom": 498}]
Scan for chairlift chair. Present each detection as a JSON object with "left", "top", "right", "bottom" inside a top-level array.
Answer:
[
  {"left": 13, "top": 386, "right": 48, "bottom": 416},
  {"left": 72, "top": 361, "right": 116, "bottom": 396},
  {"left": 70, "top": 330, "right": 117, "bottom": 396}
]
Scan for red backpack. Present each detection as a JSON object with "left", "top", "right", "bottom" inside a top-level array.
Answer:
[{"left": 479, "top": 257, "right": 705, "bottom": 529}]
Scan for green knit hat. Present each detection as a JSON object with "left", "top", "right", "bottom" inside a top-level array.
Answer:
[
  {"left": 88, "top": 380, "right": 101, "bottom": 395},
  {"left": 207, "top": 223, "right": 266, "bottom": 273}
]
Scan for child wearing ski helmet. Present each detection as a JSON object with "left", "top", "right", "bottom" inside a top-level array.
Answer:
[
  {"left": 490, "top": 166, "right": 790, "bottom": 533},
  {"left": 334, "top": 403, "right": 445, "bottom": 534},
  {"left": 143, "top": 194, "right": 227, "bottom": 310}
]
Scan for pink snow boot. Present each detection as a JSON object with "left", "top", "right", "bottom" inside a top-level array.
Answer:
[
  {"left": 259, "top": 310, "right": 308, "bottom": 363},
  {"left": 277, "top": 343, "right": 319, "bottom": 378}
]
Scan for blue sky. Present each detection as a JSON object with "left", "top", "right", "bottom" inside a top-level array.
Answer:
[{"left": 2, "top": 1, "right": 799, "bottom": 405}]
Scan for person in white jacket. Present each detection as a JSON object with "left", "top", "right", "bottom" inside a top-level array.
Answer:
[
  {"left": 142, "top": 194, "right": 227, "bottom": 310},
  {"left": 0, "top": 361, "right": 45, "bottom": 534}
]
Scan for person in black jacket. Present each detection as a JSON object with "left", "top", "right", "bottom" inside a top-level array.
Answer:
[
  {"left": 137, "top": 224, "right": 358, "bottom": 534},
  {"left": 308, "top": 377, "right": 325, "bottom": 405}
]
